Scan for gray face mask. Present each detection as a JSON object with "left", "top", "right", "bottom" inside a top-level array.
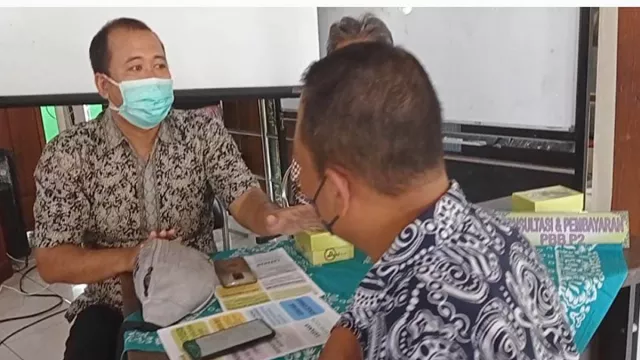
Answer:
[{"left": 133, "top": 238, "right": 217, "bottom": 327}]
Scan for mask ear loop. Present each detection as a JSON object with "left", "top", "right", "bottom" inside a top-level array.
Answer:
[
  {"left": 324, "top": 215, "right": 340, "bottom": 235},
  {"left": 311, "top": 176, "right": 341, "bottom": 234},
  {"left": 102, "top": 74, "right": 122, "bottom": 111}
]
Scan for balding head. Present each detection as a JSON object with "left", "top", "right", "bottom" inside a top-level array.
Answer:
[{"left": 326, "top": 13, "right": 393, "bottom": 54}]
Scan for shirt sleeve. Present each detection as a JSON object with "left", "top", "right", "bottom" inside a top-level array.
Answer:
[
  {"left": 203, "top": 112, "right": 260, "bottom": 208},
  {"left": 33, "top": 137, "right": 89, "bottom": 248},
  {"left": 288, "top": 160, "right": 309, "bottom": 206},
  {"left": 336, "top": 310, "right": 364, "bottom": 338}
]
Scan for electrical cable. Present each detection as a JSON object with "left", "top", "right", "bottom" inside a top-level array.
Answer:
[
  {"left": 0, "top": 308, "right": 67, "bottom": 347},
  {"left": 9, "top": 262, "right": 27, "bottom": 273},
  {"left": 6, "top": 254, "right": 25, "bottom": 263},
  {"left": 8, "top": 253, "right": 28, "bottom": 273},
  {"left": 0, "top": 265, "right": 65, "bottom": 346}
]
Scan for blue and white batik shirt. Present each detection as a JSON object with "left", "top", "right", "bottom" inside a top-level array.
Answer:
[{"left": 337, "top": 181, "right": 579, "bottom": 359}]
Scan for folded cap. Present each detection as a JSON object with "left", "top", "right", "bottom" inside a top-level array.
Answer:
[{"left": 133, "top": 238, "right": 218, "bottom": 327}]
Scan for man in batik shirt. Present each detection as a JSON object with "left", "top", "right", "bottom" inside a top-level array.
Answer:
[
  {"left": 33, "top": 17, "right": 317, "bottom": 360},
  {"left": 293, "top": 42, "right": 578, "bottom": 359}
]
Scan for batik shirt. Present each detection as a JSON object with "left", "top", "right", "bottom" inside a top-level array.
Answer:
[
  {"left": 288, "top": 160, "right": 308, "bottom": 206},
  {"left": 337, "top": 181, "right": 578, "bottom": 359},
  {"left": 33, "top": 108, "right": 258, "bottom": 321}
]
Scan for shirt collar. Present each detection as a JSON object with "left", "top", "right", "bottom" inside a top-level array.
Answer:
[
  {"left": 377, "top": 180, "right": 469, "bottom": 262},
  {"left": 101, "top": 109, "right": 175, "bottom": 151},
  {"left": 419, "top": 179, "right": 468, "bottom": 226}
]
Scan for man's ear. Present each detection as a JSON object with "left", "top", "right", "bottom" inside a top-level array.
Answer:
[
  {"left": 94, "top": 73, "right": 110, "bottom": 99},
  {"left": 325, "top": 167, "right": 351, "bottom": 218}
]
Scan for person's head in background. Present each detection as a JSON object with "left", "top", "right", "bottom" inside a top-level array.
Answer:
[
  {"left": 326, "top": 13, "right": 393, "bottom": 54},
  {"left": 288, "top": 14, "right": 393, "bottom": 207},
  {"left": 90, "top": 18, "right": 173, "bottom": 131},
  {"left": 293, "top": 42, "right": 449, "bottom": 260}
]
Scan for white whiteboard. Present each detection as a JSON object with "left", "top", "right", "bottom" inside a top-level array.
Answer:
[
  {"left": 0, "top": 7, "right": 319, "bottom": 97},
  {"left": 318, "top": 7, "right": 581, "bottom": 131}
]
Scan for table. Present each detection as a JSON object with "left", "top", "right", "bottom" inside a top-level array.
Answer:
[
  {"left": 123, "top": 197, "right": 639, "bottom": 360},
  {"left": 123, "top": 241, "right": 371, "bottom": 360}
]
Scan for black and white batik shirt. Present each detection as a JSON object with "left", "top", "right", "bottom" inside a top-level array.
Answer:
[{"left": 337, "top": 181, "right": 579, "bottom": 359}]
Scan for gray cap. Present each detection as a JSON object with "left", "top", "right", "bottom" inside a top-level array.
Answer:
[{"left": 133, "top": 239, "right": 217, "bottom": 327}]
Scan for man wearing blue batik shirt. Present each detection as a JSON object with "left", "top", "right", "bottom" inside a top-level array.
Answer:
[{"left": 292, "top": 42, "right": 578, "bottom": 360}]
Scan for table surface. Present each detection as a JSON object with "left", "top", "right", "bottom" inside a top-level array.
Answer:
[{"left": 124, "top": 196, "right": 640, "bottom": 360}]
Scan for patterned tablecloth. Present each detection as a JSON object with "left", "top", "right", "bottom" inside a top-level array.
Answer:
[{"left": 122, "top": 240, "right": 627, "bottom": 358}]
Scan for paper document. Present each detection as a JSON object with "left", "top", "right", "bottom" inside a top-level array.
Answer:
[
  {"left": 215, "top": 249, "right": 324, "bottom": 311},
  {"left": 158, "top": 294, "right": 338, "bottom": 360}
]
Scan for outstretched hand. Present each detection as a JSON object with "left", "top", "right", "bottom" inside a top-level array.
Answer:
[{"left": 264, "top": 204, "right": 323, "bottom": 236}]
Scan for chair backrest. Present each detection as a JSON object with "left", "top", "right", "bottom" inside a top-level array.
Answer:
[
  {"left": 279, "top": 164, "right": 295, "bottom": 208},
  {"left": 212, "top": 196, "right": 231, "bottom": 251}
]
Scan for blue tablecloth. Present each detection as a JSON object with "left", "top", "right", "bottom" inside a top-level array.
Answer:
[{"left": 122, "top": 240, "right": 627, "bottom": 357}]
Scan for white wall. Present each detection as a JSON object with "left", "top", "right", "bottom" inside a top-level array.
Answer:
[{"left": 0, "top": 8, "right": 319, "bottom": 97}]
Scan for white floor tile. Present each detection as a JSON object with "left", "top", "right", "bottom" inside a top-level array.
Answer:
[
  {"left": 0, "top": 345, "right": 21, "bottom": 360},
  {"left": 0, "top": 273, "right": 68, "bottom": 341},
  {"left": 5, "top": 315, "right": 69, "bottom": 360}
]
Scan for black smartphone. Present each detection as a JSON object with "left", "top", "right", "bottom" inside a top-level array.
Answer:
[{"left": 182, "top": 319, "right": 276, "bottom": 359}]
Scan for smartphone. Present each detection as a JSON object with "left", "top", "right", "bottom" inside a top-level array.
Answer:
[
  {"left": 182, "top": 319, "right": 276, "bottom": 360},
  {"left": 214, "top": 257, "right": 258, "bottom": 288}
]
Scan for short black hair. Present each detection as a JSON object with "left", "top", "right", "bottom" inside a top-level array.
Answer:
[
  {"left": 89, "top": 18, "right": 163, "bottom": 75},
  {"left": 300, "top": 42, "right": 443, "bottom": 196}
]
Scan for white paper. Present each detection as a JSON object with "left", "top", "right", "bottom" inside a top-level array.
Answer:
[
  {"left": 215, "top": 249, "right": 324, "bottom": 312},
  {"left": 158, "top": 294, "right": 338, "bottom": 360},
  {"left": 244, "top": 249, "right": 300, "bottom": 279}
]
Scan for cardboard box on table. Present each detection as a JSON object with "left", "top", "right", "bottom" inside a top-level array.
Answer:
[
  {"left": 294, "top": 231, "right": 354, "bottom": 265},
  {"left": 512, "top": 185, "right": 584, "bottom": 212}
]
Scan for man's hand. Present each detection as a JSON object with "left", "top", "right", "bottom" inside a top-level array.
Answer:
[
  {"left": 231, "top": 188, "right": 322, "bottom": 236},
  {"left": 264, "top": 204, "right": 323, "bottom": 235},
  {"left": 124, "top": 229, "right": 177, "bottom": 273},
  {"left": 149, "top": 229, "right": 176, "bottom": 240},
  {"left": 35, "top": 228, "right": 180, "bottom": 285}
]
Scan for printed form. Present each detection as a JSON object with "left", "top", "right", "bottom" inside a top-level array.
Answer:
[
  {"left": 158, "top": 294, "right": 338, "bottom": 360},
  {"left": 214, "top": 249, "right": 324, "bottom": 311}
]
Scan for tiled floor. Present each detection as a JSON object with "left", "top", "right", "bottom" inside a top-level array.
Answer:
[
  {"left": 0, "top": 224, "right": 259, "bottom": 360},
  {"left": 0, "top": 262, "right": 75, "bottom": 360}
]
